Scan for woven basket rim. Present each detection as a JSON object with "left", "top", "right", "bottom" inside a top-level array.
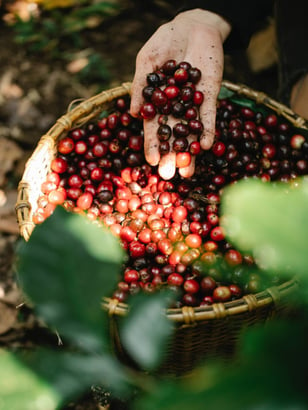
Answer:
[
  {"left": 15, "top": 79, "right": 303, "bottom": 324},
  {"left": 103, "top": 276, "right": 299, "bottom": 323}
]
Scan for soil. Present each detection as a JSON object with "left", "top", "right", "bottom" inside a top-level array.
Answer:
[{"left": 0, "top": 2, "right": 279, "bottom": 409}]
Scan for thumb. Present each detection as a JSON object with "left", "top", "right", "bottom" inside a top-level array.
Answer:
[{"left": 199, "top": 79, "right": 220, "bottom": 150}]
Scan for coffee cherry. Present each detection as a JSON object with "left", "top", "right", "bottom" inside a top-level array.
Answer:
[
  {"left": 70, "top": 128, "right": 85, "bottom": 140},
  {"left": 140, "top": 103, "right": 156, "bottom": 119},
  {"left": 181, "top": 86, "right": 194, "bottom": 102},
  {"left": 51, "top": 157, "right": 68, "bottom": 174},
  {"left": 74, "top": 140, "right": 88, "bottom": 155},
  {"left": 224, "top": 249, "right": 243, "bottom": 266},
  {"left": 157, "top": 124, "right": 172, "bottom": 141},
  {"left": 167, "top": 273, "right": 184, "bottom": 287},
  {"left": 212, "top": 286, "right": 231, "bottom": 303},
  {"left": 189, "top": 141, "right": 201, "bottom": 155},
  {"left": 172, "top": 102, "right": 186, "bottom": 118},
  {"left": 200, "top": 276, "right": 216, "bottom": 294},
  {"left": 151, "top": 88, "right": 168, "bottom": 107},
  {"left": 193, "top": 91, "right": 204, "bottom": 106},
  {"left": 124, "top": 269, "right": 139, "bottom": 283},
  {"left": 188, "top": 67, "right": 201, "bottom": 83},
  {"left": 264, "top": 114, "right": 278, "bottom": 129},
  {"left": 58, "top": 137, "right": 74, "bottom": 154},
  {"left": 229, "top": 284, "right": 242, "bottom": 298},
  {"left": 159, "top": 141, "right": 170, "bottom": 155},
  {"left": 164, "top": 85, "right": 180, "bottom": 99},
  {"left": 129, "top": 241, "right": 146, "bottom": 258},
  {"left": 160, "top": 59, "right": 178, "bottom": 74},
  {"left": 290, "top": 134, "right": 305, "bottom": 149},
  {"left": 185, "top": 233, "right": 202, "bottom": 248},
  {"left": 142, "top": 85, "right": 155, "bottom": 101},
  {"left": 146, "top": 72, "right": 161, "bottom": 87},
  {"left": 212, "top": 141, "right": 226, "bottom": 157},
  {"left": 173, "top": 138, "right": 189, "bottom": 153},
  {"left": 48, "top": 188, "right": 66, "bottom": 205},
  {"left": 76, "top": 192, "right": 93, "bottom": 210},
  {"left": 183, "top": 279, "right": 200, "bottom": 294},
  {"left": 188, "top": 119, "right": 204, "bottom": 135},
  {"left": 174, "top": 67, "right": 189, "bottom": 83},
  {"left": 210, "top": 226, "right": 225, "bottom": 241},
  {"left": 173, "top": 122, "right": 190, "bottom": 138}
]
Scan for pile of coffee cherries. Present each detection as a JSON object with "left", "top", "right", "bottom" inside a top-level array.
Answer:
[
  {"left": 140, "top": 60, "right": 204, "bottom": 169},
  {"left": 32, "top": 71, "right": 307, "bottom": 308}
]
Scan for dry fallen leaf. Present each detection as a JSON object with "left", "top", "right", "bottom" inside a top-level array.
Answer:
[
  {"left": 0, "top": 138, "right": 23, "bottom": 186},
  {"left": 0, "top": 300, "right": 18, "bottom": 334}
]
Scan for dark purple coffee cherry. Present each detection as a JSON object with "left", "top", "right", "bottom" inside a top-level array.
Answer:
[
  {"left": 142, "top": 86, "right": 155, "bottom": 101},
  {"left": 188, "top": 119, "right": 204, "bottom": 135},
  {"left": 188, "top": 67, "right": 201, "bottom": 83},
  {"left": 172, "top": 102, "right": 186, "bottom": 118},
  {"left": 157, "top": 124, "right": 172, "bottom": 141},
  {"left": 161, "top": 59, "right": 178, "bottom": 75},
  {"left": 173, "top": 137, "right": 189, "bottom": 152},
  {"left": 146, "top": 72, "right": 161, "bottom": 87},
  {"left": 180, "top": 86, "right": 194, "bottom": 102},
  {"left": 159, "top": 141, "right": 170, "bottom": 155},
  {"left": 151, "top": 88, "right": 168, "bottom": 107},
  {"left": 173, "top": 122, "right": 190, "bottom": 138}
]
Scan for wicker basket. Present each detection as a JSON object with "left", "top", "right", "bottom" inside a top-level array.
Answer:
[{"left": 16, "top": 80, "right": 303, "bottom": 376}]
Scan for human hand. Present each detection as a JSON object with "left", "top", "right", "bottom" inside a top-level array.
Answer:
[{"left": 130, "top": 9, "right": 231, "bottom": 180}]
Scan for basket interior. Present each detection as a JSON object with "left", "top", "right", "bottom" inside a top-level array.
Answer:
[{"left": 15, "top": 79, "right": 302, "bottom": 333}]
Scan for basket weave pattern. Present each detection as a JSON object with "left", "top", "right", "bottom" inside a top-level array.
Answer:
[{"left": 16, "top": 80, "right": 302, "bottom": 375}]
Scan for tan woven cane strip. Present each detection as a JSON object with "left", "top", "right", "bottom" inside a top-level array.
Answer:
[
  {"left": 181, "top": 306, "right": 196, "bottom": 324},
  {"left": 211, "top": 303, "right": 227, "bottom": 319},
  {"left": 255, "top": 92, "right": 267, "bottom": 105},
  {"left": 107, "top": 298, "right": 120, "bottom": 316},
  {"left": 56, "top": 114, "right": 73, "bottom": 131},
  {"left": 266, "top": 286, "right": 281, "bottom": 305},
  {"left": 243, "top": 294, "right": 258, "bottom": 311},
  {"left": 38, "top": 135, "right": 56, "bottom": 149}
]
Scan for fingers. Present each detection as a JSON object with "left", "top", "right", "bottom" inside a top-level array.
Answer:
[
  {"left": 143, "top": 119, "right": 160, "bottom": 166},
  {"left": 179, "top": 154, "right": 195, "bottom": 178},
  {"left": 158, "top": 151, "right": 176, "bottom": 180},
  {"left": 199, "top": 88, "right": 218, "bottom": 150},
  {"left": 198, "top": 71, "right": 222, "bottom": 151},
  {"left": 184, "top": 25, "right": 224, "bottom": 151},
  {"left": 179, "top": 135, "right": 197, "bottom": 178}
]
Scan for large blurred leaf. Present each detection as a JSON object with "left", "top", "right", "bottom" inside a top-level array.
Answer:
[
  {"left": 135, "top": 318, "right": 308, "bottom": 410},
  {"left": 120, "top": 292, "right": 174, "bottom": 371},
  {"left": 220, "top": 178, "right": 308, "bottom": 277},
  {"left": 18, "top": 348, "right": 132, "bottom": 403},
  {"left": 16, "top": 206, "right": 124, "bottom": 353},
  {"left": 0, "top": 349, "right": 60, "bottom": 410}
]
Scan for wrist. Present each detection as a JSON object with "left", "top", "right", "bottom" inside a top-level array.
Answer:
[{"left": 175, "top": 8, "right": 232, "bottom": 42}]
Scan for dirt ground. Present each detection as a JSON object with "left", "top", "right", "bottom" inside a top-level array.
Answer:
[{"left": 0, "top": 2, "right": 279, "bottom": 408}]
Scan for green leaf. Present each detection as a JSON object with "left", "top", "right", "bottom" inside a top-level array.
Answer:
[
  {"left": 120, "top": 292, "right": 174, "bottom": 371},
  {"left": 18, "top": 348, "right": 132, "bottom": 402},
  {"left": 16, "top": 206, "right": 124, "bottom": 353},
  {"left": 221, "top": 178, "right": 308, "bottom": 277},
  {"left": 135, "top": 319, "right": 308, "bottom": 410},
  {"left": 0, "top": 349, "right": 60, "bottom": 410},
  {"left": 218, "top": 86, "right": 234, "bottom": 100}
]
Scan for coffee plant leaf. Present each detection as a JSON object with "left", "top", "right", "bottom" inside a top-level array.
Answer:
[
  {"left": 16, "top": 206, "right": 123, "bottom": 353},
  {"left": 120, "top": 292, "right": 174, "bottom": 371},
  {"left": 0, "top": 349, "right": 60, "bottom": 410},
  {"left": 218, "top": 86, "right": 234, "bottom": 100},
  {"left": 18, "top": 348, "right": 132, "bottom": 403},
  {"left": 135, "top": 319, "right": 308, "bottom": 409},
  {"left": 221, "top": 178, "right": 308, "bottom": 277}
]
